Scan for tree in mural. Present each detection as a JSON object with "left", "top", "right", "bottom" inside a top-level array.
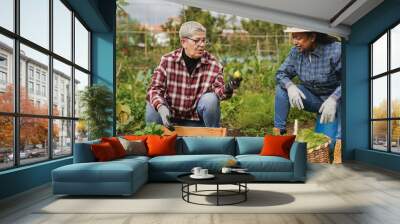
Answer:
[
  {"left": 0, "top": 85, "right": 59, "bottom": 149},
  {"left": 372, "top": 99, "right": 400, "bottom": 143}
]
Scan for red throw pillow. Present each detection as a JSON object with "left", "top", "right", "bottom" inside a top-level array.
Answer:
[
  {"left": 124, "top": 135, "right": 148, "bottom": 141},
  {"left": 259, "top": 135, "right": 296, "bottom": 159},
  {"left": 91, "top": 142, "right": 117, "bottom": 161},
  {"left": 146, "top": 134, "right": 177, "bottom": 157},
  {"left": 101, "top": 137, "right": 126, "bottom": 158}
]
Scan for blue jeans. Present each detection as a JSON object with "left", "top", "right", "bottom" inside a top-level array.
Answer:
[
  {"left": 145, "top": 92, "right": 221, "bottom": 127},
  {"left": 274, "top": 84, "right": 341, "bottom": 139}
]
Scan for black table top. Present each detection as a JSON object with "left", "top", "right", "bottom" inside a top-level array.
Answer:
[{"left": 177, "top": 172, "right": 255, "bottom": 185}]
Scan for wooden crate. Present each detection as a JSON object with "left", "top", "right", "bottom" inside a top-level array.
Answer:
[{"left": 163, "top": 126, "right": 227, "bottom": 137}]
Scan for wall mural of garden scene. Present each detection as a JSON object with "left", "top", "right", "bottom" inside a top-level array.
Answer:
[{"left": 116, "top": 0, "right": 317, "bottom": 137}]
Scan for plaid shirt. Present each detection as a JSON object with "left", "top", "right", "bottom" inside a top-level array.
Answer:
[
  {"left": 276, "top": 42, "right": 342, "bottom": 100},
  {"left": 147, "top": 48, "right": 230, "bottom": 120}
]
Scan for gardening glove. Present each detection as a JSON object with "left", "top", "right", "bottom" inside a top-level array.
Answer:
[
  {"left": 319, "top": 97, "right": 337, "bottom": 123},
  {"left": 287, "top": 84, "right": 306, "bottom": 110},
  {"left": 224, "top": 76, "right": 242, "bottom": 94},
  {"left": 157, "top": 105, "right": 173, "bottom": 129}
]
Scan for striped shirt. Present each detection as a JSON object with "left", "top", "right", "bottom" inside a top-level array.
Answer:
[
  {"left": 147, "top": 48, "right": 230, "bottom": 120},
  {"left": 276, "top": 42, "right": 342, "bottom": 100}
]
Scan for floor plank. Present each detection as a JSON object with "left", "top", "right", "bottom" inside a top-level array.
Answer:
[{"left": 1, "top": 161, "right": 400, "bottom": 224}]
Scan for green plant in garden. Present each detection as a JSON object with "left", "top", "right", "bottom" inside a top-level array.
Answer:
[
  {"left": 116, "top": 3, "right": 318, "bottom": 136},
  {"left": 133, "top": 122, "right": 164, "bottom": 136},
  {"left": 296, "top": 129, "right": 331, "bottom": 151},
  {"left": 79, "top": 84, "right": 113, "bottom": 140}
]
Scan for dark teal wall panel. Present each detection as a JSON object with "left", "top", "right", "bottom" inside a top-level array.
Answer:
[
  {"left": 91, "top": 0, "right": 116, "bottom": 135},
  {"left": 65, "top": 0, "right": 110, "bottom": 32},
  {"left": 92, "top": 33, "right": 114, "bottom": 87},
  {"left": 355, "top": 149, "right": 400, "bottom": 172},
  {"left": 0, "top": 158, "right": 72, "bottom": 199},
  {"left": 343, "top": 43, "right": 369, "bottom": 159},
  {"left": 345, "top": 0, "right": 400, "bottom": 171}
]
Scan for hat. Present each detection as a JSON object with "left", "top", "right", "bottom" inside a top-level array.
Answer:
[{"left": 284, "top": 27, "right": 312, "bottom": 33}]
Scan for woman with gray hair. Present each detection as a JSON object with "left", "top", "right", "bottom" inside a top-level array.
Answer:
[{"left": 146, "top": 21, "right": 241, "bottom": 129}]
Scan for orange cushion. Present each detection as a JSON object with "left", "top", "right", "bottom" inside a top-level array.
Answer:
[
  {"left": 91, "top": 142, "right": 118, "bottom": 161},
  {"left": 146, "top": 134, "right": 177, "bottom": 157},
  {"left": 124, "top": 135, "right": 148, "bottom": 141},
  {"left": 101, "top": 137, "right": 127, "bottom": 158},
  {"left": 259, "top": 135, "right": 296, "bottom": 159}
]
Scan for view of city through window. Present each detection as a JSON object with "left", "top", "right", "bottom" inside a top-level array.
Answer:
[
  {"left": 371, "top": 23, "right": 400, "bottom": 153},
  {"left": 0, "top": 0, "right": 91, "bottom": 170}
]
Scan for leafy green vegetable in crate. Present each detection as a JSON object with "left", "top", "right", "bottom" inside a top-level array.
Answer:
[
  {"left": 134, "top": 122, "right": 164, "bottom": 136},
  {"left": 296, "top": 129, "right": 330, "bottom": 149}
]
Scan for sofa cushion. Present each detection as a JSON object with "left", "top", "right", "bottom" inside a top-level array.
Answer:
[
  {"left": 91, "top": 142, "right": 118, "bottom": 161},
  {"left": 101, "top": 137, "right": 127, "bottom": 158},
  {"left": 180, "top": 137, "right": 235, "bottom": 155},
  {"left": 147, "top": 134, "right": 177, "bottom": 157},
  {"left": 118, "top": 137, "right": 147, "bottom": 156},
  {"left": 52, "top": 159, "right": 147, "bottom": 183},
  {"left": 148, "top": 154, "right": 235, "bottom": 172},
  {"left": 124, "top": 135, "right": 148, "bottom": 141},
  {"left": 236, "top": 155, "right": 293, "bottom": 172},
  {"left": 235, "top": 137, "right": 263, "bottom": 155},
  {"left": 260, "top": 135, "right": 296, "bottom": 159},
  {"left": 116, "top": 155, "right": 150, "bottom": 163}
]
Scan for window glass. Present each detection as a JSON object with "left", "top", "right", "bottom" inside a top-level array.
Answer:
[
  {"left": 20, "top": 0, "right": 49, "bottom": 49},
  {"left": 53, "top": 59, "right": 72, "bottom": 117},
  {"left": 391, "top": 120, "right": 400, "bottom": 153},
  {"left": 0, "top": 35, "right": 14, "bottom": 113},
  {"left": 372, "top": 33, "right": 387, "bottom": 76},
  {"left": 74, "top": 18, "right": 89, "bottom": 70},
  {"left": 0, "top": 116, "right": 13, "bottom": 170},
  {"left": 53, "top": 0, "right": 72, "bottom": 60},
  {"left": 53, "top": 119, "right": 72, "bottom": 157},
  {"left": 391, "top": 24, "right": 400, "bottom": 70},
  {"left": 20, "top": 117, "right": 49, "bottom": 165},
  {"left": 372, "top": 121, "right": 388, "bottom": 151},
  {"left": 0, "top": 0, "right": 14, "bottom": 31},
  {"left": 74, "top": 69, "right": 89, "bottom": 118},
  {"left": 391, "top": 72, "right": 400, "bottom": 118},
  {"left": 372, "top": 77, "right": 387, "bottom": 119},
  {"left": 75, "top": 120, "right": 88, "bottom": 143},
  {"left": 20, "top": 44, "right": 49, "bottom": 115}
]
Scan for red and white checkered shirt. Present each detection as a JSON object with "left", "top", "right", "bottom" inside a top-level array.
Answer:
[{"left": 147, "top": 48, "right": 230, "bottom": 120}]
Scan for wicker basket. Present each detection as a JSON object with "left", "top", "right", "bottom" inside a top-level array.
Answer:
[{"left": 307, "top": 141, "right": 331, "bottom": 163}]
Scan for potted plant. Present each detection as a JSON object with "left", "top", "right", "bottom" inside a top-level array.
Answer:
[{"left": 79, "top": 84, "right": 113, "bottom": 140}]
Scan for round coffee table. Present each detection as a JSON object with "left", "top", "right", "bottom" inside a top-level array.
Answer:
[{"left": 177, "top": 173, "right": 255, "bottom": 206}]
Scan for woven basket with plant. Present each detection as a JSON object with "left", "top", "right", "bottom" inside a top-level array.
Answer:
[{"left": 296, "top": 129, "right": 331, "bottom": 163}]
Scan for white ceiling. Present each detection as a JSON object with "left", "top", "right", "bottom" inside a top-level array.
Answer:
[{"left": 166, "top": 0, "right": 384, "bottom": 38}]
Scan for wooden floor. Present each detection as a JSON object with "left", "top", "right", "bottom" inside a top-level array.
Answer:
[{"left": 1, "top": 162, "right": 400, "bottom": 224}]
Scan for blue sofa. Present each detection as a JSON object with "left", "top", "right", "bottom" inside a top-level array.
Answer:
[{"left": 52, "top": 137, "right": 306, "bottom": 196}]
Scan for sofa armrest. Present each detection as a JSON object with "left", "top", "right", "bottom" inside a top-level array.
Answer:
[
  {"left": 289, "top": 142, "right": 307, "bottom": 181},
  {"left": 73, "top": 140, "right": 100, "bottom": 163}
]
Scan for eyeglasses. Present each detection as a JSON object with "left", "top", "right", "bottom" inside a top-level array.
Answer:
[{"left": 186, "top": 37, "right": 209, "bottom": 46}]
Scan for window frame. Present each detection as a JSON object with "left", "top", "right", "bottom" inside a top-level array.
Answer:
[
  {"left": 370, "top": 20, "right": 400, "bottom": 154},
  {"left": 0, "top": 0, "right": 92, "bottom": 171}
]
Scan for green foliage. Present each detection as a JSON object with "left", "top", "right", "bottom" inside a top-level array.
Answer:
[
  {"left": 296, "top": 129, "right": 330, "bottom": 151},
  {"left": 116, "top": 4, "right": 317, "bottom": 136},
  {"left": 134, "top": 122, "right": 164, "bottom": 136},
  {"left": 79, "top": 84, "right": 113, "bottom": 140}
]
